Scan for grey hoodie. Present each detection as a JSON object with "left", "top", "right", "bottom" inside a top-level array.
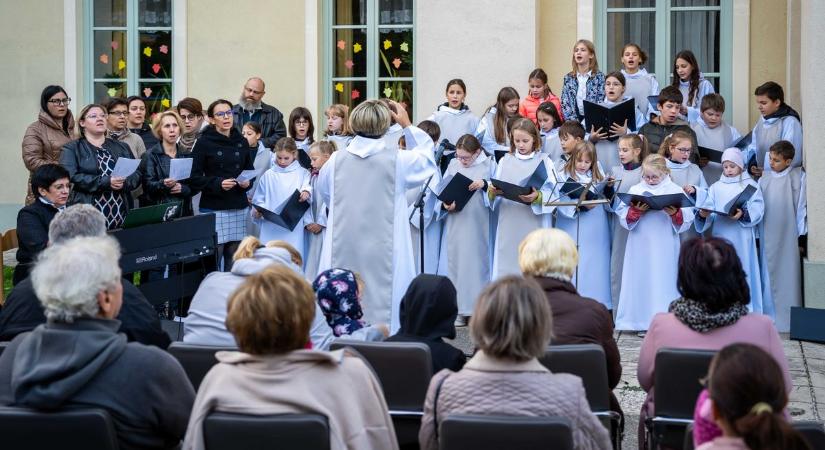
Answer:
[{"left": 0, "top": 318, "right": 194, "bottom": 450}]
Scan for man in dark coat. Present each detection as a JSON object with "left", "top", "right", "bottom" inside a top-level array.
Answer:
[{"left": 232, "top": 77, "right": 287, "bottom": 148}]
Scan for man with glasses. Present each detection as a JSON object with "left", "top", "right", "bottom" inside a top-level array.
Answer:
[{"left": 232, "top": 77, "right": 286, "bottom": 148}]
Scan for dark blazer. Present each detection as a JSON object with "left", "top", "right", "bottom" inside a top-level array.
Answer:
[
  {"left": 129, "top": 123, "right": 160, "bottom": 149},
  {"left": 189, "top": 126, "right": 254, "bottom": 211},
  {"left": 232, "top": 102, "right": 287, "bottom": 148},
  {"left": 59, "top": 137, "right": 141, "bottom": 210},
  {"left": 0, "top": 276, "right": 171, "bottom": 349},
  {"left": 140, "top": 143, "right": 194, "bottom": 216},
  {"left": 13, "top": 200, "right": 59, "bottom": 285}
]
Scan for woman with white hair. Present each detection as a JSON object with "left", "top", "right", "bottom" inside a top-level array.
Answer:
[
  {"left": 0, "top": 236, "right": 194, "bottom": 450},
  {"left": 315, "top": 99, "right": 436, "bottom": 332}
]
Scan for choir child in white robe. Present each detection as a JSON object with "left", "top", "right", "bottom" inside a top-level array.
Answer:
[
  {"left": 408, "top": 120, "right": 443, "bottom": 275},
  {"left": 606, "top": 133, "right": 648, "bottom": 309},
  {"left": 696, "top": 148, "right": 764, "bottom": 311},
  {"left": 252, "top": 137, "right": 312, "bottom": 256},
  {"left": 672, "top": 50, "right": 715, "bottom": 123},
  {"left": 659, "top": 130, "right": 707, "bottom": 242},
  {"left": 746, "top": 81, "right": 803, "bottom": 178},
  {"left": 436, "top": 134, "right": 495, "bottom": 324},
  {"left": 555, "top": 141, "right": 612, "bottom": 310},
  {"left": 620, "top": 43, "right": 659, "bottom": 120},
  {"left": 323, "top": 104, "right": 354, "bottom": 152},
  {"left": 536, "top": 101, "right": 563, "bottom": 161},
  {"left": 475, "top": 87, "right": 520, "bottom": 156},
  {"left": 758, "top": 141, "right": 806, "bottom": 332},
  {"left": 427, "top": 79, "right": 479, "bottom": 146},
  {"left": 304, "top": 141, "right": 335, "bottom": 279},
  {"left": 316, "top": 99, "right": 436, "bottom": 333},
  {"left": 556, "top": 120, "right": 586, "bottom": 174},
  {"left": 288, "top": 106, "right": 315, "bottom": 170},
  {"left": 615, "top": 154, "right": 695, "bottom": 331},
  {"left": 690, "top": 94, "right": 741, "bottom": 185},
  {"left": 489, "top": 118, "right": 557, "bottom": 278},
  {"left": 587, "top": 71, "right": 647, "bottom": 172},
  {"left": 242, "top": 122, "right": 272, "bottom": 237}
]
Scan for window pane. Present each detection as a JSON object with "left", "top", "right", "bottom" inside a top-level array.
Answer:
[
  {"left": 378, "top": 28, "right": 412, "bottom": 78},
  {"left": 334, "top": 28, "right": 368, "bottom": 77},
  {"left": 671, "top": 10, "right": 720, "bottom": 75},
  {"left": 94, "top": 0, "right": 127, "bottom": 27},
  {"left": 607, "top": 0, "right": 655, "bottom": 8},
  {"left": 331, "top": 80, "right": 367, "bottom": 111},
  {"left": 139, "top": 31, "right": 172, "bottom": 79},
  {"left": 138, "top": 82, "right": 173, "bottom": 116},
  {"left": 606, "top": 12, "right": 656, "bottom": 74},
  {"left": 334, "top": 0, "right": 366, "bottom": 25},
  {"left": 381, "top": 80, "right": 413, "bottom": 119},
  {"left": 672, "top": 0, "right": 719, "bottom": 6},
  {"left": 379, "top": 0, "right": 413, "bottom": 25},
  {"left": 138, "top": 0, "right": 172, "bottom": 27},
  {"left": 94, "top": 81, "right": 126, "bottom": 104},
  {"left": 94, "top": 30, "right": 128, "bottom": 78}
]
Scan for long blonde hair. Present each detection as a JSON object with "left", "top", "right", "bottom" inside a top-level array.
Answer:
[
  {"left": 232, "top": 236, "right": 302, "bottom": 267},
  {"left": 642, "top": 154, "right": 671, "bottom": 177},
  {"left": 570, "top": 39, "right": 599, "bottom": 75},
  {"left": 324, "top": 104, "right": 354, "bottom": 137},
  {"left": 564, "top": 141, "right": 603, "bottom": 181}
]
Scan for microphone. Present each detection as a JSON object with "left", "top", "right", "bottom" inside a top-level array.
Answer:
[{"left": 434, "top": 139, "right": 455, "bottom": 167}]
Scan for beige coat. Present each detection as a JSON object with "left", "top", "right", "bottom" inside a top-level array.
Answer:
[
  {"left": 21, "top": 110, "right": 75, "bottom": 204},
  {"left": 182, "top": 349, "right": 399, "bottom": 450}
]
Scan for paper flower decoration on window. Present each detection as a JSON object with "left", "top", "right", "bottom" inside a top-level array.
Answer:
[
  {"left": 335, "top": 82, "right": 344, "bottom": 93},
  {"left": 152, "top": 63, "right": 161, "bottom": 74},
  {"left": 159, "top": 45, "right": 169, "bottom": 54},
  {"left": 345, "top": 60, "right": 354, "bottom": 70},
  {"left": 161, "top": 98, "right": 170, "bottom": 108},
  {"left": 143, "top": 87, "right": 153, "bottom": 97},
  {"left": 111, "top": 41, "right": 119, "bottom": 50},
  {"left": 118, "top": 60, "right": 126, "bottom": 70},
  {"left": 351, "top": 89, "right": 360, "bottom": 100},
  {"left": 392, "top": 58, "right": 402, "bottom": 69},
  {"left": 400, "top": 42, "right": 409, "bottom": 52},
  {"left": 383, "top": 86, "right": 393, "bottom": 98},
  {"left": 383, "top": 39, "right": 392, "bottom": 50},
  {"left": 337, "top": 40, "right": 346, "bottom": 50},
  {"left": 99, "top": 54, "right": 109, "bottom": 64},
  {"left": 353, "top": 43, "right": 362, "bottom": 53},
  {"left": 143, "top": 47, "right": 152, "bottom": 57},
  {"left": 107, "top": 88, "right": 118, "bottom": 97}
]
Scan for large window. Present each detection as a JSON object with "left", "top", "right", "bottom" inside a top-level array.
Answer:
[
  {"left": 325, "top": 0, "right": 415, "bottom": 119},
  {"left": 595, "top": 0, "right": 732, "bottom": 116},
  {"left": 87, "top": 0, "right": 173, "bottom": 115}
]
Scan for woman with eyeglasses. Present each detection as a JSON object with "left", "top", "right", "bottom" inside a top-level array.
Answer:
[
  {"left": 176, "top": 97, "right": 206, "bottom": 152},
  {"left": 59, "top": 104, "right": 141, "bottom": 230},
  {"left": 21, "top": 85, "right": 76, "bottom": 205},
  {"left": 189, "top": 99, "right": 255, "bottom": 271}
]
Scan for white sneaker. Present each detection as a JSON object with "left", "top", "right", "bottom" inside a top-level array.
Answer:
[{"left": 454, "top": 316, "right": 467, "bottom": 327}]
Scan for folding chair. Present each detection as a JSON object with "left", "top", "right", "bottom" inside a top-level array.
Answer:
[
  {"left": 439, "top": 415, "right": 573, "bottom": 450},
  {"left": 167, "top": 342, "right": 237, "bottom": 390},
  {"left": 0, "top": 406, "right": 119, "bottom": 450},
  {"left": 795, "top": 420, "right": 825, "bottom": 450},
  {"left": 203, "top": 412, "right": 329, "bottom": 450}
]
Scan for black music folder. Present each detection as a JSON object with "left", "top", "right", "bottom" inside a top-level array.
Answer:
[
  {"left": 648, "top": 95, "right": 659, "bottom": 112},
  {"left": 253, "top": 190, "right": 310, "bottom": 231},
  {"left": 583, "top": 99, "right": 637, "bottom": 136},
  {"left": 491, "top": 162, "right": 548, "bottom": 204},
  {"left": 697, "top": 146, "right": 724, "bottom": 164},
  {"left": 434, "top": 172, "right": 475, "bottom": 212},
  {"left": 559, "top": 177, "right": 599, "bottom": 201},
  {"left": 494, "top": 150, "right": 507, "bottom": 163},
  {"left": 709, "top": 185, "right": 757, "bottom": 216},
  {"left": 617, "top": 192, "right": 695, "bottom": 210},
  {"left": 734, "top": 132, "right": 752, "bottom": 150},
  {"left": 297, "top": 148, "right": 312, "bottom": 170}
]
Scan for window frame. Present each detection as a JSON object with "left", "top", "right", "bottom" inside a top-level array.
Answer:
[{"left": 594, "top": 0, "right": 733, "bottom": 120}]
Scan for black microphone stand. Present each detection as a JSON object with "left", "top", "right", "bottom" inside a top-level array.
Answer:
[{"left": 409, "top": 139, "right": 450, "bottom": 274}]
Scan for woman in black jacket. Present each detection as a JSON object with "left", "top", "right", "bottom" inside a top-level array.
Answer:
[
  {"left": 13, "top": 164, "right": 70, "bottom": 285},
  {"left": 59, "top": 103, "right": 140, "bottom": 229},
  {"left": 141, "top": 110, "right": 193, "bottom": 216},
  {"left": 190, "top": 99, "right": 255, "bottom": 271}
]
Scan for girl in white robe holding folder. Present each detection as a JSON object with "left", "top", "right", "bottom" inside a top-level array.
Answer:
[{"left": 303, "top": 140, "right": 335, "bottom": 279}]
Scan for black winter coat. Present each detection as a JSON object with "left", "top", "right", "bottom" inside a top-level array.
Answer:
[
  {"left": 232, "top": 102, "right": 287, "bottom": 148},
  {"left": 189, "top": 125, "right": 255, "bottom": 211},
  {"left": 59, "top": 137, "right": 141, "bottom": 210},
  {"left": 13, "top": 200, "right": 59, "bottom": 285},
  {"left": 140, "top": 143, "right": 194, "bottom": 216}
]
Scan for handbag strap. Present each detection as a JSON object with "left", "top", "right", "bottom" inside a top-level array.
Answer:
[{"left": 432, "top": 372, "right": 451, "bottom": 441}]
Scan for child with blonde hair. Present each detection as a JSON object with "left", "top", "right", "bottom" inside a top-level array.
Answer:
[{"left": 323, "top": 104, "right": 354, "bottom": 151}]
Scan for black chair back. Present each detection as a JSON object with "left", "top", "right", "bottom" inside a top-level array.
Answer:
[
  {"left": 795, "top": 420, "right": 825, "bottom": 450},
  {"left": 203, "top": 412, "right": 329, "bottom": 450},
  {"left": 539, "top": 344, "right": 610, "bottom": 411},
  {"left": 439, "top": 415, "right": 573, "bottom": 450},
  {"left": 0, "top": 406, "right": 119, "bottom": 450},
  {"left": 167, "top": 342, "right": 237, "bottom": 390}
]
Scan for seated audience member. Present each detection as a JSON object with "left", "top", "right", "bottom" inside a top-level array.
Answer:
[
  {"left": 419, "top": 276, "right": 611, "bottom": 450},
  {"left": 637, "top": 237, "right": 791, "bottom": 449},
  {"left": 696, "top": 343, "right": 809, "bottom": 450},
  {"left": 13, "top": 164, "right": 70, "bottom": 285},
  {"left": 0, "top": 236, "right": 194, "bottom": 450},
  {"left": 519, "top": 228, "right": 623, "bottom": 426},
  {"left": 182, "top": 265, "right": 397, "bottom": 450},
  {"left": 0, "top": 205, "right": 170, "bottom": 348},
  {"left": 386, "top": 274, "right": 466, "bottom": 373},
  {"left": 313, "top": 268, "right": 389, "bottom": 342}
]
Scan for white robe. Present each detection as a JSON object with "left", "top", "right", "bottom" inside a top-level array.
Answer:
[
  {"left": 427, "top": 104, "right": 479, "bottom": 146},
  {"left": 614, "top": 176, "right": 695, "bottom": 330},
  {"left": 622, "top": 68, "right": 659, "bottom": 119},
  {"left": 678, "top": 76, "right": 715, "bottom": 123},
  {"left": 303, "top": 172, "right": 328, "bottom": 280},
  {"left": 246, "top": 141, "right": 272, "bottom": 237},
  {"left": 475, "top": 107, "right": 510, "bottom": 155},
  {"left": 316, "top": 126, "right": 436, "bottom": 333},
  {"left": 747, "top": 114, "right": 804, "bottom": 173},
  {"left": 408, "top": 157, "right": 442, "bottom": 275},
  {"left": 690, "top": 118, "right": 741, "bottom": 185},
  {"left": 667, "top": 159, "right": 707, "bottom": 243},
  {"left": 325, "top": 133, "right": 353, "bottom": 152},
  {"left": 252, "top": 160, "right": 312, "bottom": 256},
  {"left": 695, "top": 174, "right": 764, "bottom": 311},
  {"left": 607, "top": 163, "right": 642, "bottom": 309},
  {"left": 541, "top": 128, "right": 562, "bottom": 161}
]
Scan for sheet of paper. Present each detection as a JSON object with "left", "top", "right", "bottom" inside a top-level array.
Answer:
[
  {"left": 168, "top": 158, "right": 193, "bottom": 181},
  {"left": 235, "top": 169, "right": 258, "bottom": 183},
  {"left": 111, "top": 158, "right": 140, "bottom": 178}
]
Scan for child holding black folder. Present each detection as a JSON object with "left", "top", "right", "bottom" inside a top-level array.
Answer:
[
  {"left": 252, "top": 137, "right": 312, "bottom": 257},
  {"left": 615, "top": 154, "right": 694, "bottom": 331},
  {"left": 555, "top": 141, "right": 612, "bottom": 310},
  {"left": 488, "top": 118, "right": 556, "bottom": 278},
  {"left": 746, "top": 81, "right": 803, "bottom": 177},
  {"left": 659, "top": 130, "right": 707, "bottom": 242},
  {"left": 696, "top": 147, "right": 764, "bottom": 311},
  {"left": 436, "top": 134, "right": 495, "bottom": 324},
  {"left": 587, "top": 71, "right": 647, "bottom": 172},
  {"left": 690, "top": 94, "right": 742, "bottom": 184}
]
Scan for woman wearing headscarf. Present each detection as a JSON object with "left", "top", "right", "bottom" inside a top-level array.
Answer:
[{"left": 313, "top": 268, "right": 388, "bottom": 342}]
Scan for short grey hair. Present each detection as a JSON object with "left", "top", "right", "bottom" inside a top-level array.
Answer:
[
  {"left": 349, "top": 99, "right": 391, "bottom": 137},
  {"left": 32, "top": 236, "right": 122, "bottom": 323},
  {"left": 48, "top": 204, "right": 107, "bottom": 244}
]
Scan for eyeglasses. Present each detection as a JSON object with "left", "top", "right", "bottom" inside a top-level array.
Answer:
[
  {"left": 213, "top": 111, "right": 234, "bottom": 118},
  {"left": 85, "top": 113, "right": 108, "bottom": 120},
  {"left": 642, "top": 174, "right": 662, "bottom": 182},
  {"left": 295, "top": 119, "right": 310, "bottom": 125},
  {"left": 181, "top": 114, "right": 200, "bottom": 122},
  {"left": 48, "top": 98, "right": 71, "bottom": 106},
  {"left": 673, "top": 147, "right": 692, "bottom": 154},
  {"left": 456, "top": 154, "right": 477, "bottom": 163},
  {"left": 109, "top": 110, "right": 128, "bottom": 117}
]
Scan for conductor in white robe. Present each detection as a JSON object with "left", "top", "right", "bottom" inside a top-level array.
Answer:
[{"left": 316, "top": 100, "right": 436, "bottom": 333}]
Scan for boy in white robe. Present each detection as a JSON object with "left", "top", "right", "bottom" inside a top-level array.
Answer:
[
  {"left": 746, "top": 81, "right": 803, "bottom": 177},
  {"left": 690, "top": 94, "right": 741, "bottom": 185}
]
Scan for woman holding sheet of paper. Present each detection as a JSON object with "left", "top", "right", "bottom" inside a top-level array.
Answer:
[
  {"left": 141, "top": 110, "right": 195, "bottom": 216},
  {"left": 60, "top": 103, "right": 140, "bottom": 229}
]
